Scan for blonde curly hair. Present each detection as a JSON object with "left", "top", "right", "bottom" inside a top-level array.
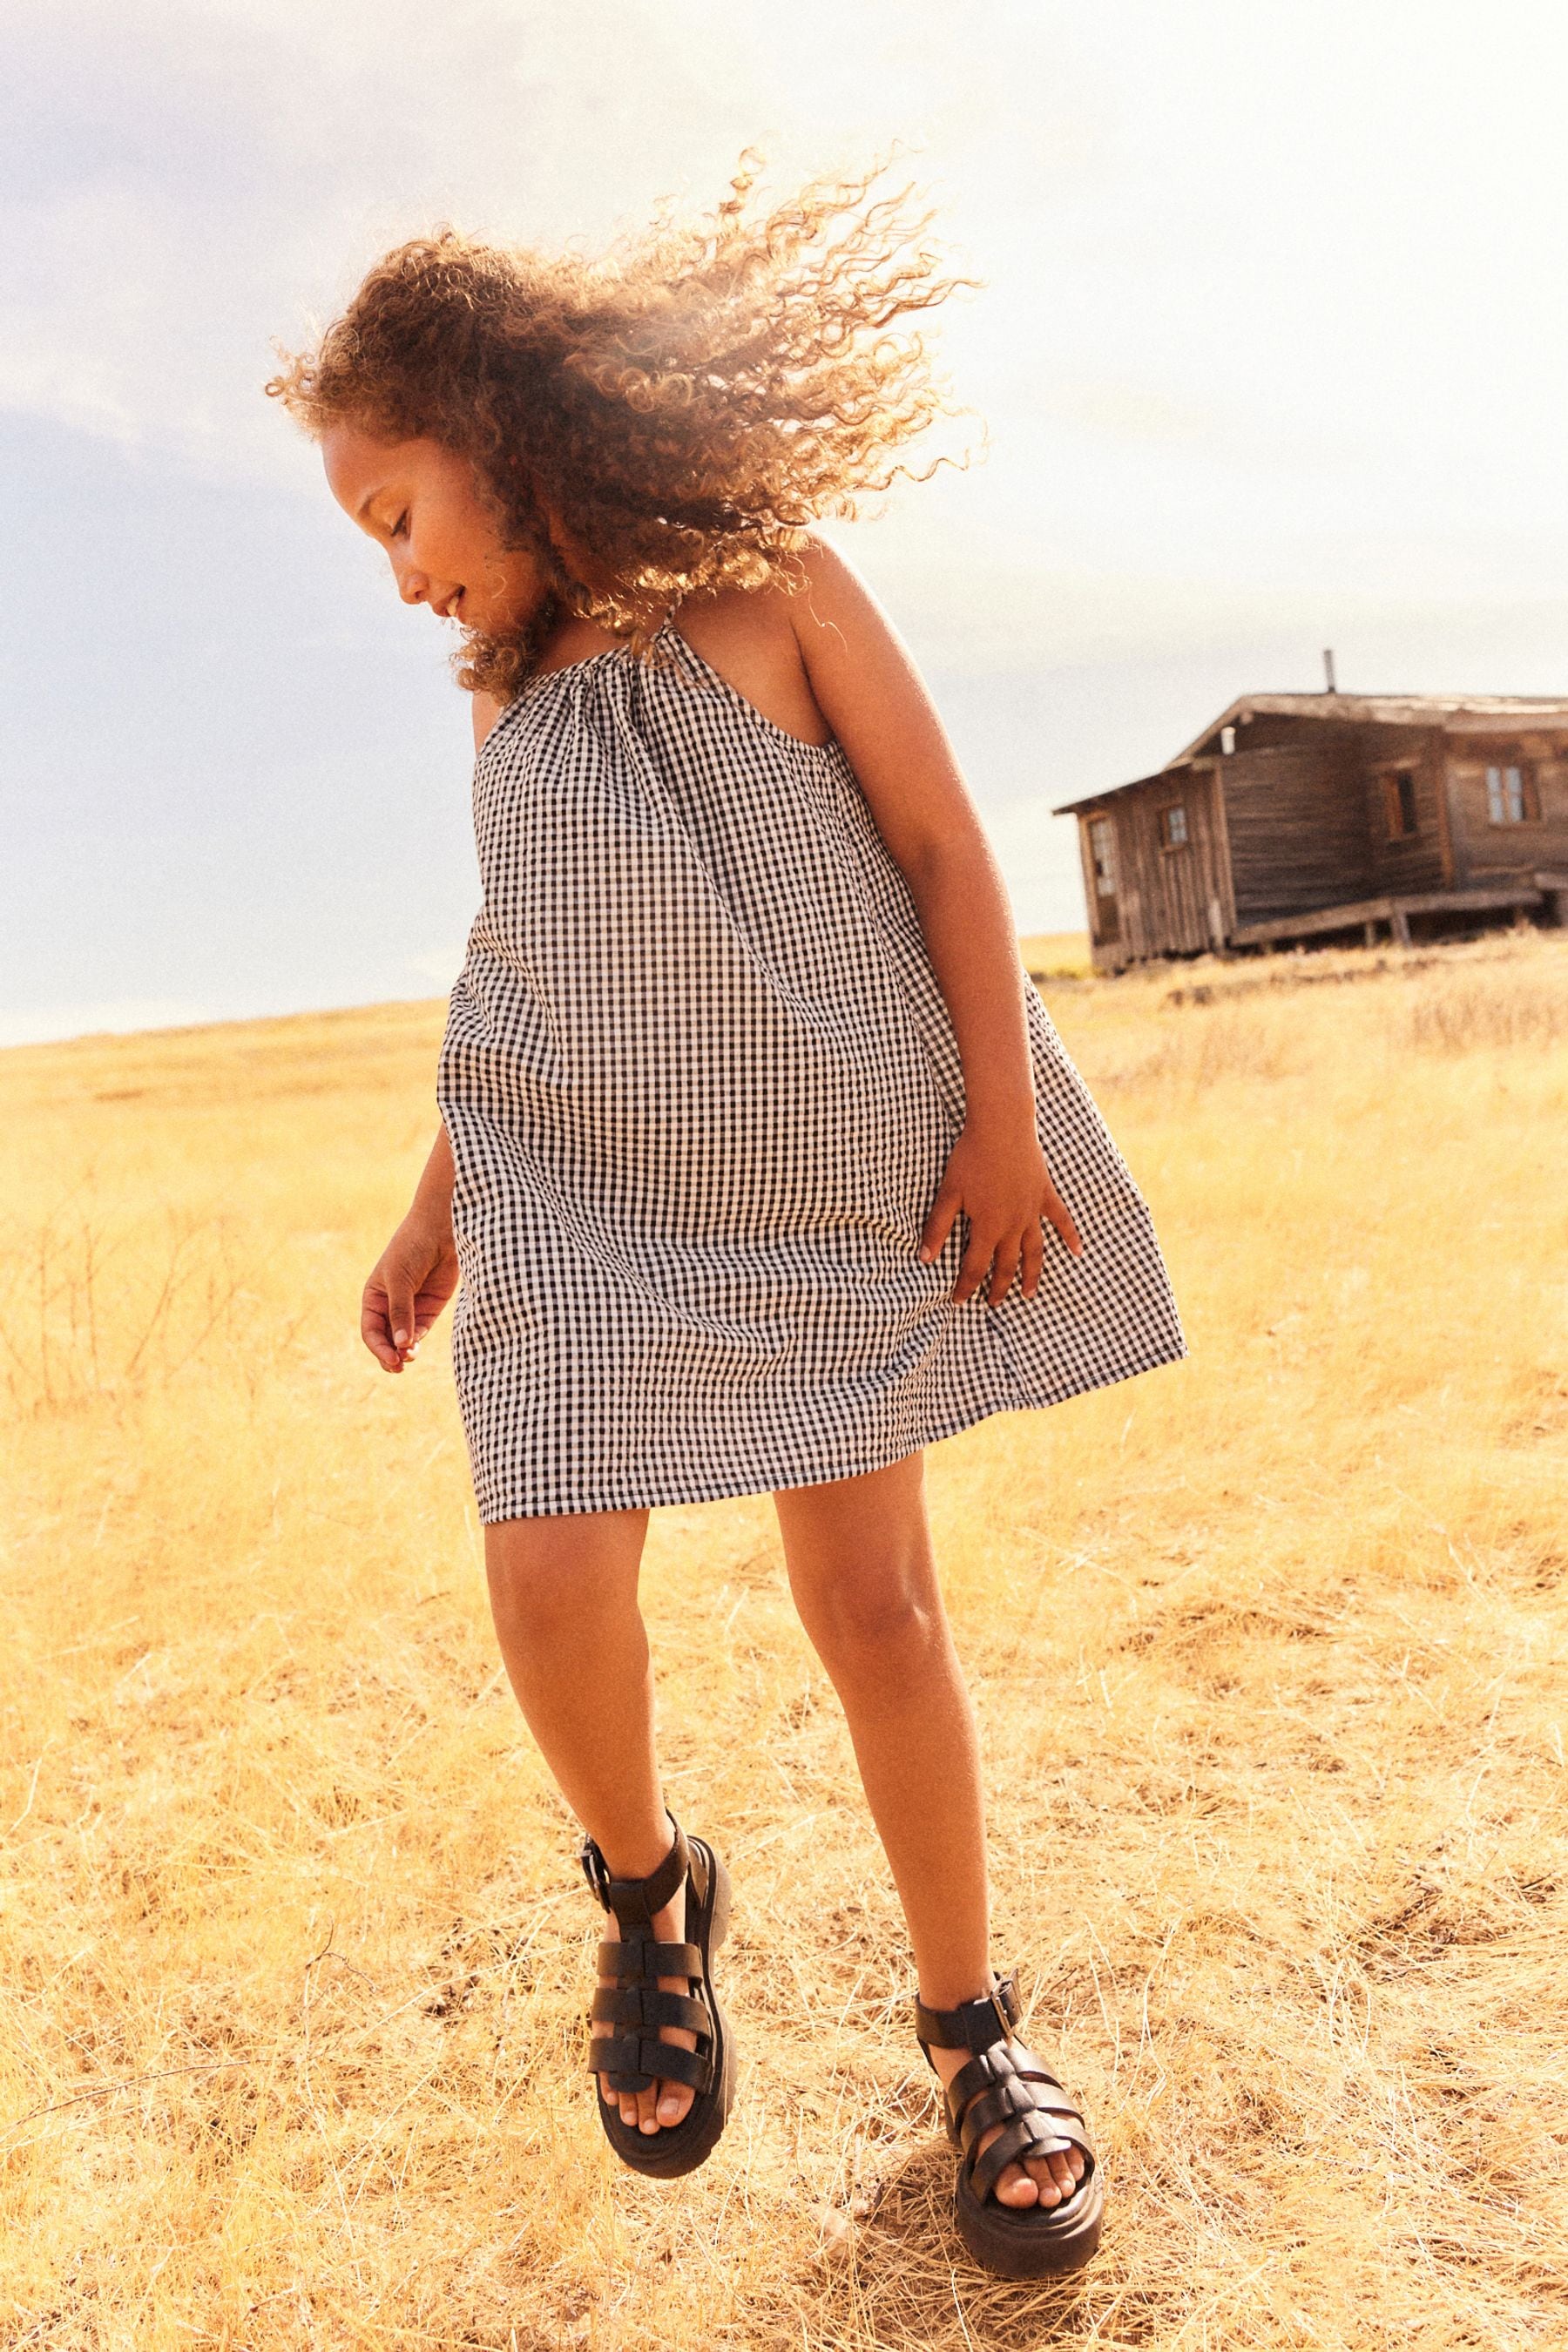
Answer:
[{"left": 267, "top": 154, "right": 975, "bottom": 700}]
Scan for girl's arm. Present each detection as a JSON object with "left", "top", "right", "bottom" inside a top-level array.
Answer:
[
  {"left": 788, "top": 539, "right": 1083, "bottom": 1305},
  {"left": 361, "top": 1125, "right": 460, "bottom": 1372},
  {"left": 359, "top": 695, "right": 504, "bottom": 1372}
]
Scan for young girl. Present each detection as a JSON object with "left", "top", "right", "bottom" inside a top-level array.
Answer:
[{"left": 269, "top": 161, "right": 1183, "bottom": 2281}]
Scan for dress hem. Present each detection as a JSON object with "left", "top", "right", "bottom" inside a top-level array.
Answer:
[{"left": 469, "top": 1331, "right": 1188, "bottom": 1524}]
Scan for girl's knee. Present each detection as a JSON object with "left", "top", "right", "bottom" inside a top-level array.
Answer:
[
  {"left": 485, "top": 1550, "right": 576, "bottom": 1648},
  {"left": 483, "top": 1512, "right": 643, "bottom": 1644},
  {"left": 795, "top": 1565, "right": 940, "bottom": 1663}
]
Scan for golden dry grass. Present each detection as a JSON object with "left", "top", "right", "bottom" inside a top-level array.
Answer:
[
  {"left": 1019, "top": 933, "right": 1094, "bottom": 981},
  {"left": 2, "top": 930, "right": 1565, "bottom": 2350}
]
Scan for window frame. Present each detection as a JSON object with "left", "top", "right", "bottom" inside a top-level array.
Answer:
[
  {"left": 1159, "top": 801, "right": 1190, "bottom": 853},
  {"left": 1087, "top": 815, "right": 1118, "bottom": 898},
  {"left": 1085, "top": 815, "right": 1120, "bottom": 942},
  {"left": 1484, "top": 760, "right": 1541, "bottom": 827},
  {"left": 1379, "top": 767, "right": 1420, "bottom": 841}
]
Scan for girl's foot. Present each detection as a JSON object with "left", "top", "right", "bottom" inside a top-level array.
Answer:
[
  {"left": 591, "top": 1876, "right": 699, "bottom": 2133},
  {"left": 926, "top": 2032, "right": 1087, "bottom": 2210}
]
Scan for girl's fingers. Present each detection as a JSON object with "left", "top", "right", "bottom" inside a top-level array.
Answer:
[
  {"left": 362, "top": 1274, "right": 424, "bottom": 1370},
  {"left": 953, "top": 1228, "right": 996, "bottom": 1304},
  {"left": 919, "top": 1180, "right": 963, "bottom": 1264},
  {"left": 1020, "top": 1225, "right": 1045, "bottom": 1299},
  {"left": 1044, "top": 1183, "right": 1083, "bottom": 1257},
  {"left": 385, "top": 1277, "right": 419, "bottom": 1357},
  {"left": 361, "top": 1286, "right": 400, "bottom": 1371},
  {"left": 986, "top": 1235, "right": 1023, "bottom": 1305}
]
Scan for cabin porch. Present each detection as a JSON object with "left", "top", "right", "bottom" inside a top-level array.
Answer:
[{"left": 1230, "top": 872, "right": 1568, "bottom": 952}]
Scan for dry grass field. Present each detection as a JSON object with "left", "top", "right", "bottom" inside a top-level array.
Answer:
[{"left": 2, "top": 931, "right": 1565, "bottom": 2351}]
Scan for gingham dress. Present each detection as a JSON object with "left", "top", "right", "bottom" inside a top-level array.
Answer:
[{"left": 436, "top": 619, "right": 1185, "bottom": 1521}]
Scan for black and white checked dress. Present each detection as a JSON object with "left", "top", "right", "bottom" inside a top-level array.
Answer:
[{"left": 436, "top": 619, "right": 1186, "bottom": 1521}]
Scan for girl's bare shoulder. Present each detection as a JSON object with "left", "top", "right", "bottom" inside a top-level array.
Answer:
[{"left": 673, "top": 539, "right": 868, "bottom": 750}]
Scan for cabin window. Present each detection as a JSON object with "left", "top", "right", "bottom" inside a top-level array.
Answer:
[
  {"left": 1485, "top": 763, "right": 1540, "bottom": 825},
  {"left": 1088, "top": 817, "right": 1117, "bottom": 896},
  {"left": 1381, "top": 768, "right": 1419, "bottom": 840},
  {"left": 1159, "top": 803, "right": 1189, "bottom": 850}
]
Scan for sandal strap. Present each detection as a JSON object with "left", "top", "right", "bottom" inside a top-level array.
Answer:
[
  {"left": 589, "top": 2036, "right": 659, "bottom": 2096},
  {"left": 596, "top": 1937, "right": 702, "bottom": 1981},
  {"left": 950, "top": 2051, "right": 1086, "bottom": 2152},
  {"left": 590, "top": 2034, "right": 713, "bottom": 2097},
  {"left": 914, "top": 1968, "right": 1022, "bottom": 2060},
  {"left": 579, "top": 1813, "right": 690, "bottom": 1925},
  {"left": 581, "top": 1819, "right": 719, "bottom": 2103},
  {"left": 936, "top": 2038, "right": 1097, "bottom": 2207},
  {"left": 970, "top": 2110, "right": 1088, "bottom": 2205},
  {"left": 591, "top": 1984, "right": 711, "bottom": 2037}
]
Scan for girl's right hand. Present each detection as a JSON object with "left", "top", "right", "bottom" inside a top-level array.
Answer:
[{"left": 361, "top": 1213, "right": 460, "bottom": 1373}]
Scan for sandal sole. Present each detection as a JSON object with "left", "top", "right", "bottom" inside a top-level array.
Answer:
[
  {"left": 936, "top": 2044, "right": 1103, "bottom": 2278},
  {"left": 954, "top": 2159, "right": 1103, "bottom": 2278},
  {"left": 594, "top": 1835, "right": 735, "bottom": 2180}
]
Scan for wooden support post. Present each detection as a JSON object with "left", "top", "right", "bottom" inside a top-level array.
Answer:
[
  {"left": 1363, "top": 921, "right": 1378, "bottom": 949},
  {"left": 1390, "top": 905, "right": 1411, "bottom": 948}
]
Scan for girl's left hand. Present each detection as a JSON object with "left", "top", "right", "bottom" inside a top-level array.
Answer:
[{"left": 918, "top": 1118, "right": 1083, "bottom": 1305}]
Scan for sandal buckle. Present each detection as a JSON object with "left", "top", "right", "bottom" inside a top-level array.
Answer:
[
  {"left": 578, "top": 1834, "right": 612, "bottom": 1909},
  {"left": 990, "top": 1970, "right": 1019, "bottom": 2044}
]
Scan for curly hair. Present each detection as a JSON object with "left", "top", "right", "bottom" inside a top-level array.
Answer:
[{"left": 267, "top": 154, "right": 976, "bottom": 700}]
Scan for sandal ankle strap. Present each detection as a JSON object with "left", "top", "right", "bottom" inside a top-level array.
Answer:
[
  {"left": 915, "top": 1968, "right": 1022, "bottom": 2060},
  {"left": 578, "top": 1811, "right": 689, "bottom": 1926}
]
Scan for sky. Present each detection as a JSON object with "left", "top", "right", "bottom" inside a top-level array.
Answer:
[{"left": 8, "top": 0, "right": 1568, "bottom": 1044}]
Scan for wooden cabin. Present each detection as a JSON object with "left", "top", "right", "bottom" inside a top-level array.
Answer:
[{"left": 1056, "top": 693, "right": 1568, "bottom": 973}]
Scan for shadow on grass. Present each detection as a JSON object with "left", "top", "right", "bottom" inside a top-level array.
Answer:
[{"left": 779, "top": 2132, "right": 1105, "bottom": 2351}]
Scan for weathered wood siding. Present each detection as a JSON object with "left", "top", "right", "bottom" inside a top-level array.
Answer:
[
  {"left": 1445, "top": 733, "right": 1568, "bottom": 884},
  {"left": 1087, "top": 770, "right": 1228, "bottom": 965},
  {"left": 1218, "top": 745, "right": 1370, "bottom": 920},
  {"left": 1360, "top": 726, "right": 1450, "bottom": 894},
  {"left": 1073, "top": 711, "right": 1568, "bottom": 970}
]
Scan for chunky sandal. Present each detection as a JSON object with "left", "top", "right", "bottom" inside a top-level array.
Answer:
[
  {"left": 578, "top": 1811, "right": 736, "bottom": 2180},
  {"left": 916, "top": 1969, "right": 1103, "bottom": 2277}
]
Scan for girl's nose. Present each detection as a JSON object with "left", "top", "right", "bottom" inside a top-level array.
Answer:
[{"left": 394, "top": 559, "right": 430, "bottom": 607}]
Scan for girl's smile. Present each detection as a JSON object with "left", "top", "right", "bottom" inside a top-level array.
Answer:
[{"left": 321, "top": 422, "right": 545, "bottom": 638}]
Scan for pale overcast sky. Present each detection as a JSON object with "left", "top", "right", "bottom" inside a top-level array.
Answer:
[{"left": 7, "top": 0, "right": 1568, "bottom": 1043}]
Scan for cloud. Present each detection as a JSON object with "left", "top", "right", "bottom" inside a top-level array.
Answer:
[{"left": 0, "top": 0, "right": 1097, "bottom": 483}]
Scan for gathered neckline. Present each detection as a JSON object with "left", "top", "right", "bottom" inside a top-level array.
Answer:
[{"left": 504, "top": 618, "right": 838, "bottom": 759}]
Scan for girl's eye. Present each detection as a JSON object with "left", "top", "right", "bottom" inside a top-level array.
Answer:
[{"left": 391, "top": 510, "right": 410, "bottom": 540}]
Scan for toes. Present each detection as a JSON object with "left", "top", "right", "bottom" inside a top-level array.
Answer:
[
  {"left": 657, "top": 2081, "right": 692, "bottom": 2126},
  {"left": 1023, "top": 2154, "right": 1065, "bottom": 2205},
  {"left": 994, "top": 2162, "right": 1040, "bottom": 2207},
  {"left": 1022, "top": 2151, "right": 1081, "bottom": 2206}
]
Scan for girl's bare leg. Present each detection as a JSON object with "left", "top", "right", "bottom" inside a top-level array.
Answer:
[
  {"left": 484, "top": 1511, "right": 696, "bottom": 2135},
  {"left": 773, "top": 1455, "right": 1084, "bottom": 2211}
]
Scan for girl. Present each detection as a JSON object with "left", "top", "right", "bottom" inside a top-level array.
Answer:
[{"left": 268, "top": 161, "right": 1183, "bottom": 2281}]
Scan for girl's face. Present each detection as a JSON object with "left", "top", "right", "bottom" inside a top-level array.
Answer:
[{"left": 321, "top": 422, "right": 547, "bottom": 636}]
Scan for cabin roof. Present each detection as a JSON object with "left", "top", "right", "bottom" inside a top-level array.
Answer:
[{"left": 1053, "top": 692, "right": 1568, "bottom": 814}]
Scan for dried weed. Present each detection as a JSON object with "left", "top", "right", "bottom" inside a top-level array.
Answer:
[{"left": 1, "top": 944, "right": 1565, "bottom": 2348}]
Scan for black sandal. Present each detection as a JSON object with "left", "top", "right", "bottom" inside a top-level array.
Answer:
[
  {"left": 916, "top": 1969, "right": 1103, "bottom": 2277},
  {"left": 578, "top": 1811, "right": 735, "bottom": 2179}
]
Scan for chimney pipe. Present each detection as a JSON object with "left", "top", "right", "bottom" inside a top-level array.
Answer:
[{"left": 1323, "top": 647, "right": 1338, "bottom": 693}]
